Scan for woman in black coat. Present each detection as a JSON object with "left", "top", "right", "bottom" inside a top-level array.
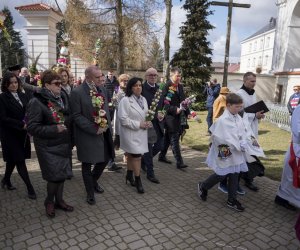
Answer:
[
  {"left": 0, "top": 72, "right": 36, "bottom": 199},
  {"left": 27, "top": 70, "right": 73, "bottom": 218}
]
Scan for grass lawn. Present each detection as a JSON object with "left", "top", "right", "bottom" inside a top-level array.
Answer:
[{"left": 182, "top": 111, "right": 290, "bottom": 181}]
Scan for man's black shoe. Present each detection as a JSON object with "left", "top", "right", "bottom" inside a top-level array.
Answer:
[
  {"left": 94, "top": 184, "right": 104, "bottom": 193},
  {"left": 86, "top": 195, "right": 96, "bottom": 205},
  {"left": 274, "top": 195, "right": 297, "bottom": 211},
  {"left": 158, "top": 157, "right": 172, "bottom": 164},
  {"left": 108, "top": 163, "right": 122, "bottom": 171},
  {"left": 147, "top": 175, "right": 160, "bottom": 184},
  {"left": 177, "top": 164, "right": 188, "bottom": 169},
  {"left": 245, "top": 182, "right": 259, "bottom": 191}
]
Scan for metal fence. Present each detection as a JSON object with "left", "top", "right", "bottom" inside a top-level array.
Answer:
[{"left": 264, "top": 102, "right": 291, "bottom": 132}]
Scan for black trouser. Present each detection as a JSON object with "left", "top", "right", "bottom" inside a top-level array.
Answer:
[
  {"left": 3, "top": 160, "right": 34, "bottom": 193},
  {"left": 82, "top": 162, "right": 107, "bottom": 197},
  {"left": 45, "top": 181, "right": 65, "bottom": 204},
  {"left": 202, "top": 173, "right": 239, "bottom": 201},
  {"left": 160, "top": 131, "right": 183, "bottom": 167}
]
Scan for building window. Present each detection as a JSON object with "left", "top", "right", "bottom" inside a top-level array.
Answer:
[
  {"left": 252, "top": 58, "right": 256, "bottom": 67},
  {"left": 260, "top": 39, "right": 263, "bottom": 50},
  {"left": 266, "top": 37, "right": 270, "bottom": 48},
  {"left": 254, "top": 41, "right": 257, "bottom": 51},
  {"left": 247, "top": 58, "right": 250, "bottom": 67},
  {"left": 249, "top": 43, "right": 252, "bottom": 52},
  {"left": 258, "top": 56, "right": 262, "bottom": 65},
  {"left": 264, "top": 55, "right": 268, "bottom": 66}
]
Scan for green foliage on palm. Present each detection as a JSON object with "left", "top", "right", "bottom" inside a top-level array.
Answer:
[
  {"left": 0, "top": 7, "right": 24, "bottom": 75},
  {"left": 29, "top": 52, "right": 42, "bottom": 76},
  {"left": 171, "top": 0, "right": 214, "bottom": 100}
]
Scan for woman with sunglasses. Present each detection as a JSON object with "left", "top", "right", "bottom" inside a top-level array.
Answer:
[
  {"left": 27, "top": 70, "right": 73, "bottom": 218},
  {"left": 0, "top": 72, "right": 36, "bottom": 199}
]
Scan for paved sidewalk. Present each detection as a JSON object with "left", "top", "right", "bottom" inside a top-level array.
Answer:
[{"left": 0, "top": 146, "right": 299, "bottom": 249}]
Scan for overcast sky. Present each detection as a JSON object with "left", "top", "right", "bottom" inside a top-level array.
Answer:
[{"left": 1, "top": 0, "right": 277, "bottom": 63}]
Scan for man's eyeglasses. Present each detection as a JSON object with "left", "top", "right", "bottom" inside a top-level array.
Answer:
[
  {"left": 51, "top": 80, "right": 62, "bottom": 86},
  {"left": 147, "top": 74, "right": 157, "bottom": 77}
]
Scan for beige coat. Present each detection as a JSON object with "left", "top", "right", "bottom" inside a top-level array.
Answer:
[
  {"left": 213, "top": 94, "right": 227, "bottom": 122},
  {"left": 117, "top": 95, "right": 149, "bottom": 154}
]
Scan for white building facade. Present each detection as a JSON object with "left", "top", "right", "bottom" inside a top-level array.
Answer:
[
  {"left": 239, "top": 18, "right": 276, "bottom": 74},
  {"left": 15, "top": 4, "right": 62, "bottom": 71}
]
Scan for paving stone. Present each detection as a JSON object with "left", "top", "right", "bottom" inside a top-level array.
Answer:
[
  {"left": 1, "top": 147, "right": 299, "bottom": 249},
  {"left": 123, "top": 233, "right": 141, "bottom": 244},
  {"left": 26, "top": 235, "right": 46, "bottom": 246},
  {"left": 40, "top": 239, "right": 54, "bottom": 248},
  {"left": 78, "top": 242, "right": 89, "bottom": 249},
  {"left": 13, "top": 232, "right": 32, "bottom": 243},
  {"left": 128, "top": 239, "right": 147, "bottom": 250}
]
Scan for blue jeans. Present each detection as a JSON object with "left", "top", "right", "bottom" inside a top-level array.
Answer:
[
  {"left": 206, "top": 107, "right": 213, "bottom": 131},
  {"left": 142, "top": 137, "right": 163, "bottom": 177}
]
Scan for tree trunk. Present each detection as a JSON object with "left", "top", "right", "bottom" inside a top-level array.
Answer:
[
  {"left": 116, "top": 0, "right": 125, "bottom": 75},
  {"left": 163, "top": 0, "right": 172, "bottom": 81}
]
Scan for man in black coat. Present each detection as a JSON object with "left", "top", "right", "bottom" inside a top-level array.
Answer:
[
  {"left": 158, "top": 67, "right": 189, "bottom": 169},
  {"left": 70, "top": 66, "right": 115, "bottom": 205},
  {"left": 141, "top": 68, "right": 163, "bottom": 183}
]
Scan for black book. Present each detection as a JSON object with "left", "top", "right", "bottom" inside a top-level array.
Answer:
[{"left": 244, "top": 100, "right": 269, "bottom": 113}]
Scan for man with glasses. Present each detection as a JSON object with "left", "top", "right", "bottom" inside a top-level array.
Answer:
[
  {"left": 288, "top": 85, "right": 300, "bottom": 115},
  {"left": 141, "top": 68, "right": 162, "bottom": 183}
]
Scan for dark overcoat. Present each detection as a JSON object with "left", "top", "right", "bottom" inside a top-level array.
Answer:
[
  {"left": 159, "top": 82, "right": 186, "bottom": 133},
  {"left": 26, "top": 89, "right": 72, "bottom": 182},
  {"left": 0, "top": 91, "right": 31, "bottom": 162},
  {"left": 142, "top": 82, "right": 164, "bottom": 142},
  {"left": 70, "top": 82, "right": 115, "bottom": 164}
]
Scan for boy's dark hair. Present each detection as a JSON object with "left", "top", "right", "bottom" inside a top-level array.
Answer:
[
  {"left": 226, "top": 93, "right": 243, "bottom": 105},
  {"left": 125, "top": 77, "right": 143, "bottom": 96}
]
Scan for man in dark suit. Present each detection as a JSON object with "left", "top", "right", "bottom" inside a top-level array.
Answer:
[
  {"left": 141, "top": 68, "right": 163, "bottom": 183},
  {"left": 158, "top": 67, "right": 189, "bottom": 169},
  {"left": 70, "top": 65, "right": 115, "bottom": 205}
]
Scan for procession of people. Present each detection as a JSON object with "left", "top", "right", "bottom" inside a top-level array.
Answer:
[{"left": 0, "top": 64, "right": 299, "bottom": 220}]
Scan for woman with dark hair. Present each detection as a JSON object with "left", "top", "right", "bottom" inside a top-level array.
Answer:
[
  {"left": 57, "top": 67, "right": 71, "bottom": 96},
  {"left": 118, "top": 77, "right": 151, "bottom": 193},
  {"left": 0, "top": 72, "right": 36, "bottom": 199},
  {"left": 27, "top": 70, "right": 73, "bottom": 218}
]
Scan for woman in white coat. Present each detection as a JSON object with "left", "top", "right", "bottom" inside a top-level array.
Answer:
[{"left": 118, "top": 77, "right": 151, "bottom": 193}]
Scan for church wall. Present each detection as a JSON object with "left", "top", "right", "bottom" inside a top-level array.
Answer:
[{"left": 211, "top": 72, "right": 277, "bottom": 103}]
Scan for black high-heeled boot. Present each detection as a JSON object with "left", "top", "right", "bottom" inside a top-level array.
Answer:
[
  {"left": 125, "top": 170, "right": 135, "bottom": 186},
  {"left": 135, "top": 176, "right": 144, "bottom": 194},
  {"left": 1, "top": 179, "right": 16, "bottom": 190}
]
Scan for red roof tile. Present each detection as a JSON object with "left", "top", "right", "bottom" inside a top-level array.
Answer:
[{"left": 15, "top": 3, "right": 62, "bottom": 16}]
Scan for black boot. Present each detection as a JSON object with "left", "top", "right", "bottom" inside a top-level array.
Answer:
[
  {"left": 135, "top": 176, "right": 144, "bottom": 194},
  {"left": 125, "top": 170, "right": 135, "bottom": 186}
]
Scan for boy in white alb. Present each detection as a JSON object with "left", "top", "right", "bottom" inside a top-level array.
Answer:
[{"left": 198, "top": 93, "right": 265, "bottom": 212}]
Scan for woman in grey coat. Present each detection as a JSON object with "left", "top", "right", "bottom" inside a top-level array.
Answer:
[{"left": 27, "top": 70, "right": 73, "bottom": 218}]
